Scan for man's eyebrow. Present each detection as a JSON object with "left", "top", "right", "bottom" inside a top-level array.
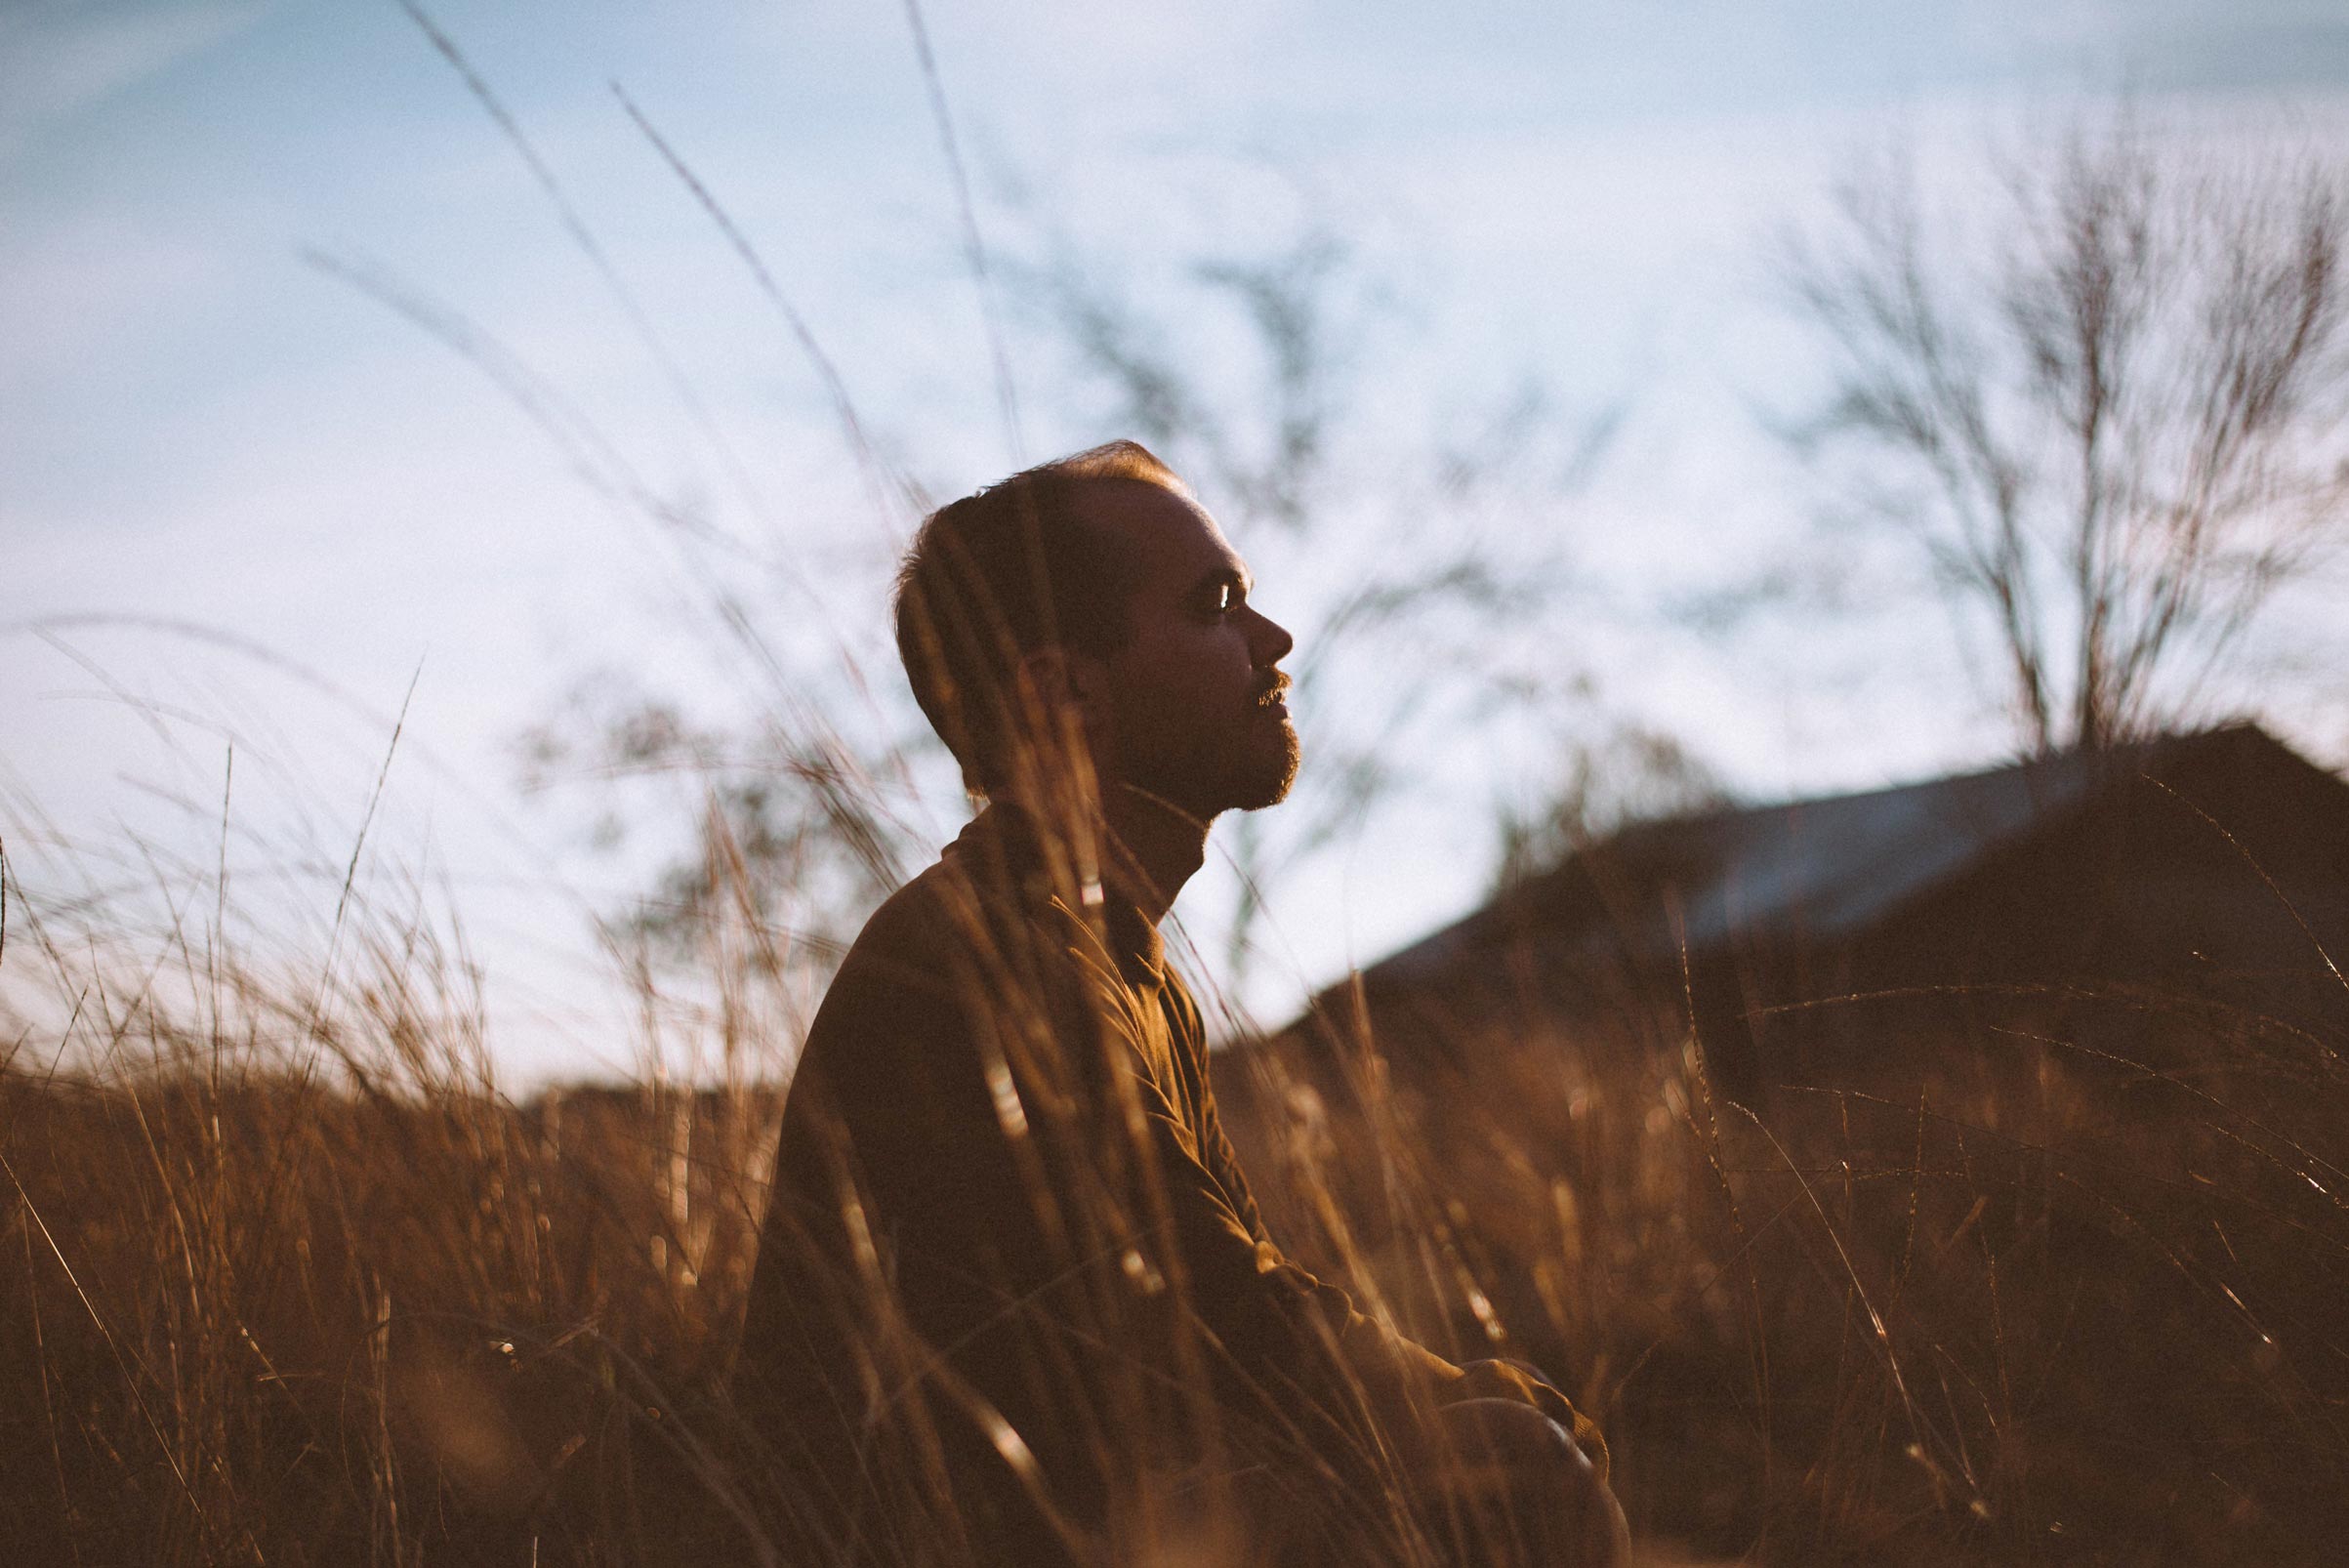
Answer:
[{"left": 1194, "top": 564, "right": 1253, "bottom": 598}]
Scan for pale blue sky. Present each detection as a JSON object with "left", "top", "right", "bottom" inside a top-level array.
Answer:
[{"left": 8, "top": 1, "right": 2348, "bottom": 1078}]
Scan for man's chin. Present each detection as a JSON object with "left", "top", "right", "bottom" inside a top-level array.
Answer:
[
  {"left": 1232, "top": 726, "right": 1301, "bottom": 812},
  {"left": 1133, "top": 725, "right": 1299, "bottom": 817}
]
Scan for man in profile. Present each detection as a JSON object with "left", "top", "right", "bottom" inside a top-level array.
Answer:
[{"left": 733, "top": 441, "right": 1626, "bottom": 1565}]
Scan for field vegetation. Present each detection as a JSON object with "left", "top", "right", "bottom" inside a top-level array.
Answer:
[{"left": 6, "top": 802, "right": 2347, "bottom": 1564}]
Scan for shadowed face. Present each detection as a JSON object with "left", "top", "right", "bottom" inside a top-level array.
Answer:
[{"left": 1072, "top": 479, "right": 1298, "bottom": 818}]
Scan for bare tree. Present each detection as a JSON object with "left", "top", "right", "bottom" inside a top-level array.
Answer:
[{"left": 1784, "top": 109, "right": 2349, "bottom": 754}]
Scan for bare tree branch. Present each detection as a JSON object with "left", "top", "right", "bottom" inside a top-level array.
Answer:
[{"left": 1783, "top": 108, "right": 2349, "bottom": 753}]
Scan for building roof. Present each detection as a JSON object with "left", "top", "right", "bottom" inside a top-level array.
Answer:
[{"left": 1358, "top": 722, "right": 2335, "bottom": 996}]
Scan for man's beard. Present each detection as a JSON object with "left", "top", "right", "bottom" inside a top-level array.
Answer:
[
  {"left": 1229, "top": 713, "right": 1301, "bottom": 811},
  {"left": 1229, "top": 670, "right": 1299, "bottom": 811},
  {"left": 1129, "top": 714, "right": 1300, "bottom": 820}
]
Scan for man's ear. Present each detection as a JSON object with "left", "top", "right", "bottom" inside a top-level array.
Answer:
[{"left": 1017, "top": 645, "right": 1110, "bottom": 729}]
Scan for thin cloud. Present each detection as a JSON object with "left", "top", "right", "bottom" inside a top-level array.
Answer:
[{"left": 0, "top": 0, "right": 273, "bottom": 156}]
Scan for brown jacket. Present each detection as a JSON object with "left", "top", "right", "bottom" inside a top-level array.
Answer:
[{"left": 734, "top": 805, "right": 1602, "bottom": 1563}]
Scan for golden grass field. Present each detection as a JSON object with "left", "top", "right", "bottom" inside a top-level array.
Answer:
[{"left": 6, "top": 853, "right": 2347, "bottom": 1565}]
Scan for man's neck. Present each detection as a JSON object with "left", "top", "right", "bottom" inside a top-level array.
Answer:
[
  {"left": 987, "top": 776, "right": 1212, "bottom": 928},
  {"left": 1100, "top": 783, "right": 1213, "bottom": 928}
]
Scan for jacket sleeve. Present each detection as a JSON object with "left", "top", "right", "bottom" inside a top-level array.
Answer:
[{"left": 1113, "top": 1020, "right": 1608, "bottom": 1482}]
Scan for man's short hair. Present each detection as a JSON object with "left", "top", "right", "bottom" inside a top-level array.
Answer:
[{"left": 894, "top": 440, "right": 1190, "bottom": 792}]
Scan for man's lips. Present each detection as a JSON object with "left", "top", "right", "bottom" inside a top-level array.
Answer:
[{"left": 1254, "top": 674, "right": 1292, "bottom": 719}]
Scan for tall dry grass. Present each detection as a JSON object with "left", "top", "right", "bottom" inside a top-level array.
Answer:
[
  {"left": 9, "top": 796, "right": 2349, "bottom": 1566},
  {"left": 0, "top": 871, "right": 786, "bottom": 1565},
  {"left": 1223, "top": 971, "right": 2349, "bottom": 1565}
]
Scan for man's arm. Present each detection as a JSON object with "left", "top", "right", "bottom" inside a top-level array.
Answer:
[
  {"left": 1171, "top": 987, "right": 1611, "bottom": 1476},
  {"left": 1106, "top": 1025, "right": 1609, "bottom": 1483}
]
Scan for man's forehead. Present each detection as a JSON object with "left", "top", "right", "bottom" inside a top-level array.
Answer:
[{"left": 1072, "top": 477, "right": 1244, "bottom": 581}]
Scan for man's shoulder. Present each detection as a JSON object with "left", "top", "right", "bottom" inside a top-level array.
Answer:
[
  {"left": 813, "top": 824, "right": 1043, "bottom": 1001},
  {"left": 786, "top": 862, "right": 970, "bottom": 1122},
  {"left": 846, "top": 811, "right": 1098, "bottom": 964},
  {"left": 810, "top": 856, "right": 997, "bottom": 1034},
  {"left": 792, "top": 828, "right": 1082, "bottom": 1114},
  {"left": 839, "top": 857, "right": 962, "bottom": 970}
]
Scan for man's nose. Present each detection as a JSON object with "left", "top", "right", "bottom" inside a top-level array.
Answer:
[{"left": 1248, "top": 608, "right": 1295, "bottom": 667}]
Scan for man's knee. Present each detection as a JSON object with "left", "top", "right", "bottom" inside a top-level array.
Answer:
[{"left": 1431, "top": 1398, "right": 1629, "bottom": 1566}]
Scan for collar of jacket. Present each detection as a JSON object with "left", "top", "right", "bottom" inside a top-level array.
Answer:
[{"left": 948, "top": 802, "right": 1169, "bottom": 993}]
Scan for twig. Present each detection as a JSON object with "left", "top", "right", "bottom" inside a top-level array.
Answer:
[{"left": 900, "top": 0, "right": 1023, "bottom": 462}]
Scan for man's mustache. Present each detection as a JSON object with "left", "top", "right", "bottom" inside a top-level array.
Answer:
[{"left": 1254, "top": 673, "right": 1292, "bottom": 707}]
